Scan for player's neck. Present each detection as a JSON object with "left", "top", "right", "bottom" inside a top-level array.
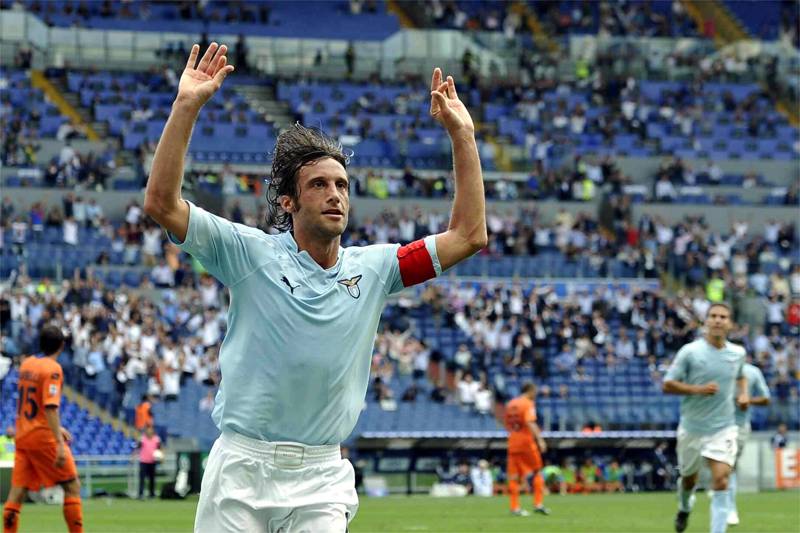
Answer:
[
  {"left": 704, "top": 334, "right": 726, "bottom": 349},
  {"left": 291, "top": 229, "right": 340, "bottom": 269}
]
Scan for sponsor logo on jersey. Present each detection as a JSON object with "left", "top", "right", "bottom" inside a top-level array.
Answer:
[{"left": 280, "top": 275, "right": 300, "bottom": 295}]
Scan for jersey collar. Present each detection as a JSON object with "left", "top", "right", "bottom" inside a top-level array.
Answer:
[{"left": 279, "top": 231, "right": 344, "bottom": 274}]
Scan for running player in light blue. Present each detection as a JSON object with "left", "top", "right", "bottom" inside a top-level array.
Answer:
[
  {"left": 144, "top": 43, "right": 487, "bottom": 532},
  {"left": 727, "top": 361, "right": 770, "bottom": 526},
  {"left": 663, "top": 302, "right": 748, "bottom": 533}
]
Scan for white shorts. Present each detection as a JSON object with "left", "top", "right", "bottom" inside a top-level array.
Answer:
[
  {"left": 194, "top": 431, "right": 359, "bottom": 533},
  {"left": 677, "top": 425, "right": 738, "bottom": 477}
]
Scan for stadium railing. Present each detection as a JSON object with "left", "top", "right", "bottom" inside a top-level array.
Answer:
[
  {"left": 73, "top": 454, "right": 174, "bottom": 499},
  {"left": 0, "top": 10, "right": 507, "bottom": 81}
]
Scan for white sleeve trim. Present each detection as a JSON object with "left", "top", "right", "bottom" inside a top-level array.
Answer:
[
  {"left": 424, "top": 235, "right": 442, "bottom": 276},
  {"left": 166, "top": 199, "right": 195, "bottom": 246}
]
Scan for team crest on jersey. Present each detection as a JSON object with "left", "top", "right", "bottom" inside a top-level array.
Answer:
[{"left": 338, "top": 275, "right": 363, "bottom": 299}]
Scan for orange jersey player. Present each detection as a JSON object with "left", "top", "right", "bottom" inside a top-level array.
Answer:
[
  {"left": 504, "top": 382, "right": 550, "bottom": 517},
  {"left": 3, "top": 325, "right": 83, "bottom": 533}
]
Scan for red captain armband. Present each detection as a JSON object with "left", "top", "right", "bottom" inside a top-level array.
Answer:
[{"left": 398, "top": 239, "right": 436, "bottom": 287}]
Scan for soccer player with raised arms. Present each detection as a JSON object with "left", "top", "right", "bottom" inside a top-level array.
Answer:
[
  {"left": 663, "top": 302, "right": 748, "bottom": 533},
  {"left": 144, "top": 43, "right": 486, "bottom": 531}
]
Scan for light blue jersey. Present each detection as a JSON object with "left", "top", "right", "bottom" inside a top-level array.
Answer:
[
  {"left": 735, "top": 363, "right": 770, "bottom": 428},
  {"left": 171, "top": 202, "right": 441, "bottom": 445},
  {"left": 665, "top": 338, "right": 745, "bottom": 435}
]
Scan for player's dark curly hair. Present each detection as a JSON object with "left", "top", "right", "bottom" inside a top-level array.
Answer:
[{"left": 266, "top": 124, "right": 350, "bottom": 232}]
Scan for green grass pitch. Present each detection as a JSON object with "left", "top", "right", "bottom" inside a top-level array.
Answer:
[{"left": 16, "top": 491, "right": 799, "bottom": 532}]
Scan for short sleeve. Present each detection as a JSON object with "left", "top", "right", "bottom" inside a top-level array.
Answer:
[
  {"left": 664, "top": 346, "right": 690, "bottom": 382},
  {"left": 167, "top": 201, "right": 262, "bottom": 286},
  {"left": 736, "top": 355, "right": 745, "bottom": 380},
  {"left": 42, "top": 363, "right": 62, "bottom": 408},
  {"left": 755, "top": 370, "right": 771, "bottom": 399}
]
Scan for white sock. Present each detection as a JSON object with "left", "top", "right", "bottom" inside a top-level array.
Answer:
[
  {"left": 728, "top": 472, "right": 738, "bottom": 515},
  {"left": 711, "top": 490, "right": 730, "bottom": 533}
]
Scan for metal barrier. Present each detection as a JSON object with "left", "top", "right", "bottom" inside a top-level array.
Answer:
[{"left": 74, "top": 454, "right": 175, "bottom": 499}]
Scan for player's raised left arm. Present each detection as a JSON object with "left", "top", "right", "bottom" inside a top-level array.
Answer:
[{"left": 428, "top": 68, "right": 487, "bottom": 271}]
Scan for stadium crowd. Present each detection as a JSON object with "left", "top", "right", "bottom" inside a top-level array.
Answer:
[
  {"left": 2, "top": 192, "right": 797, "bottom": 293},
  {"left": 2, "top": 230, "right": 796, "bottom": 426},
  {"left": 371, "top": 276, "right": 798, "bottom": 415}
]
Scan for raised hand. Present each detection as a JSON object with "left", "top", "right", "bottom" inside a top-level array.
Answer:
[
  {"left": 177, "top": 43, "right": 235, "bottom": 111},
  {"left": 429, "top": 68, "right": 474, "bottom": 136}
]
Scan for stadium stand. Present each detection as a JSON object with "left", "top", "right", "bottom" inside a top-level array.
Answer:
[
  {"left": 14, "top": 0, "right": 400, "bottom": 40},
  {"left": 0, "top": 68, "right": 68, "bottom": 166},
  {"left": 724, "top": 0, "right": 800, "bottom": 43},
  {"left": 4, "top": 66, "right": 798, "bottom": 181},
  {"left": 531, "top": 0, "right": 699, "bottom": 38}
]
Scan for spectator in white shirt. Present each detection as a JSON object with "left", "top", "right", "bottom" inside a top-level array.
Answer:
[
  {"left": 470, "top": 460, "right": 494, "bottom": 497},
  {"left": 86, "top": 199, "right": 103, "bottom": 228},
  {"left": 58, "top": 142, "right": 76, "bottom": 167},
  {"left": 763, "top": 220, "right": 781, "bottom": 243},
  {"left": 201, "top": 310, "right": 222, "bottom": 348},
  {"left": 125, "top": 201, "right": 143, "bottom": 225},
  {"left": 162, "top": 366, "right": 180, "bottom": 402},
  {"left": 151, "top": 260, "right": 175, "bottom": 288},
  {"left": 454, "top": 344, "right": 472, "bottom": 370},
  {"left": 199, "top": 391, "right": 215, "bottom": 413},
  {"left": 615, "top": 329, "right": 635, "bottom": 360},
  {"left": 790, "top": 265, "right": 800, "bottom": 296},
  {"left": 655, "top": 174, "right": 677, "bottom": 202},
  {"left": 705, "top": 160, "right": 722, "bottom": 184},
  {"left": 62, "top": 217, "right": 79, "bottom": 246},
  {"left": 142, "top": 225, "right": 163, "bottom": 266},
  {"left": 457, "top": 373, "right": 480, "bottom": 407},
  {"left": 72, "top": 196, "right": 87, "bottom": 227},
  {"left": 199, "top": 274, "right": 220, "bottom": 309},
  {"left": 474, "top": 383, "right": 493, "bottom": 415},
  {"left": 766, "top": 294, "right": 785, "bottom": 327}
]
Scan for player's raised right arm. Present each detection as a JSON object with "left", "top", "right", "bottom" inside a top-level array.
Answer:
[{"left": 144, "top": 43, "right": 234, "bottom": 242}]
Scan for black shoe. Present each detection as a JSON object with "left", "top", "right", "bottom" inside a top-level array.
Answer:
[
  {"left": 675, "top": 510, "right": 690, "bottom": 533},
  {"left": 534, "top": 506, "right": 551, "bottom": 516}
]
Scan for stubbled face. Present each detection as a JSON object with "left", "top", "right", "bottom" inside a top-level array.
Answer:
[
  {"left": 705, "top": 305, "right": 733, "bottom": 338},
  {"left": 282, "top": 157, "right": 349, "bottom": 240}
]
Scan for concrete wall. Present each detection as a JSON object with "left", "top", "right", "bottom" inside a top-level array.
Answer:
[
  {"left": 34, "top": 139, "right": 110, "bottom": 164},
  {"left": 616, "top": 156, "right": 799, "bottom": 185}
]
